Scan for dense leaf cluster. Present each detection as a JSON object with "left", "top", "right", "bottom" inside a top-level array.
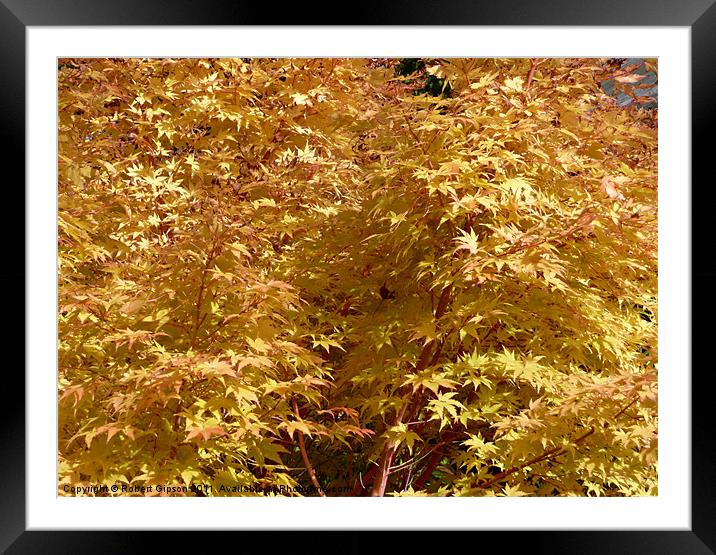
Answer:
[
  {"left": 395, "top": 58, "right": 452, "bottom": 98},
  {"left": 58, "top": 58, "right": 657, "bottom": 497}
]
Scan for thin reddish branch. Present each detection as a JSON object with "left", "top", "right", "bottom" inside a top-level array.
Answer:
[
  {"left": 612, "top": 396, "right": 639, "bottom": 420},
  {"left": 405, "top": 428, "right": 463, "bottom": 490},
  {"left": 427, "top": 338, "right": 446, "bottom": 368},
  {"left": 525, "top": 58, "right": 545, "bottom": 91},
  {"left": 403, "top": 114, "right": 425, "bottom": 154},
  {"left": 477, "top": 393, "right": 646, "bottom": 491},
  {"left": 478, "top": 208, "right": 597, "bottom": 263},
  {"left": 370, "top": 285, "right": 453, "bottom": 497},
  {"left": 370, "top": 444, "right": 396, "bottom": 496},
  {"left": 190, "top": 239, "right": 220, "bottom": 349},
  {"left": 411, "top": 445, "right": 445, "bottom": 491},
  {"left": 292, "top": 399, "right": 326, "bottom": 497},
  {"left": 370, "top": 400, "right": 412, "bottom": 496},
  {"left": 477, "top": 426, "right": 595, "bottom": 490},
  {"left": 434, "top": 284, "right": 453, "bottom": 320}
]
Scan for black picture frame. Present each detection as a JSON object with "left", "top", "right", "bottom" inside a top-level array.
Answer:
[{"left": 5, "top": 1, "right": 712, "bottom": 552}]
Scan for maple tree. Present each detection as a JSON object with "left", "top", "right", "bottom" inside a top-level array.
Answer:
[{"left": 58, "top": 58, "right": 657, "bottom": 497}]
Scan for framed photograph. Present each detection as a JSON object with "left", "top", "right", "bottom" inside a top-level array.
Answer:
[{"left": 7, "top": 0, "right": 711, "bottom": 552}]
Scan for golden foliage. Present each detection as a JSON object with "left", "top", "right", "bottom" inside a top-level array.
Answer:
[{"left": 58, "top": 58, "right": 657, "bottom": 497}]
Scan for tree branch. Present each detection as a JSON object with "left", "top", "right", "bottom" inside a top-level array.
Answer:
[
  {"left": 292, "top": 398, "right": 326, "bottom": 497},
  {"left": 411, "top": 445, "right": 445, "bottom": 491},
  {"left": 370, "top": 285, "right": 453, "bottom": 496},
  {"left": 190, "top": 241, "right": 219, "bottom": 349},
  {"left": 477, "top": 426, "right": 595, "bottom": 490},
  {"left": 525, "top": 58, "right": 545, "bottom": 91}
]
